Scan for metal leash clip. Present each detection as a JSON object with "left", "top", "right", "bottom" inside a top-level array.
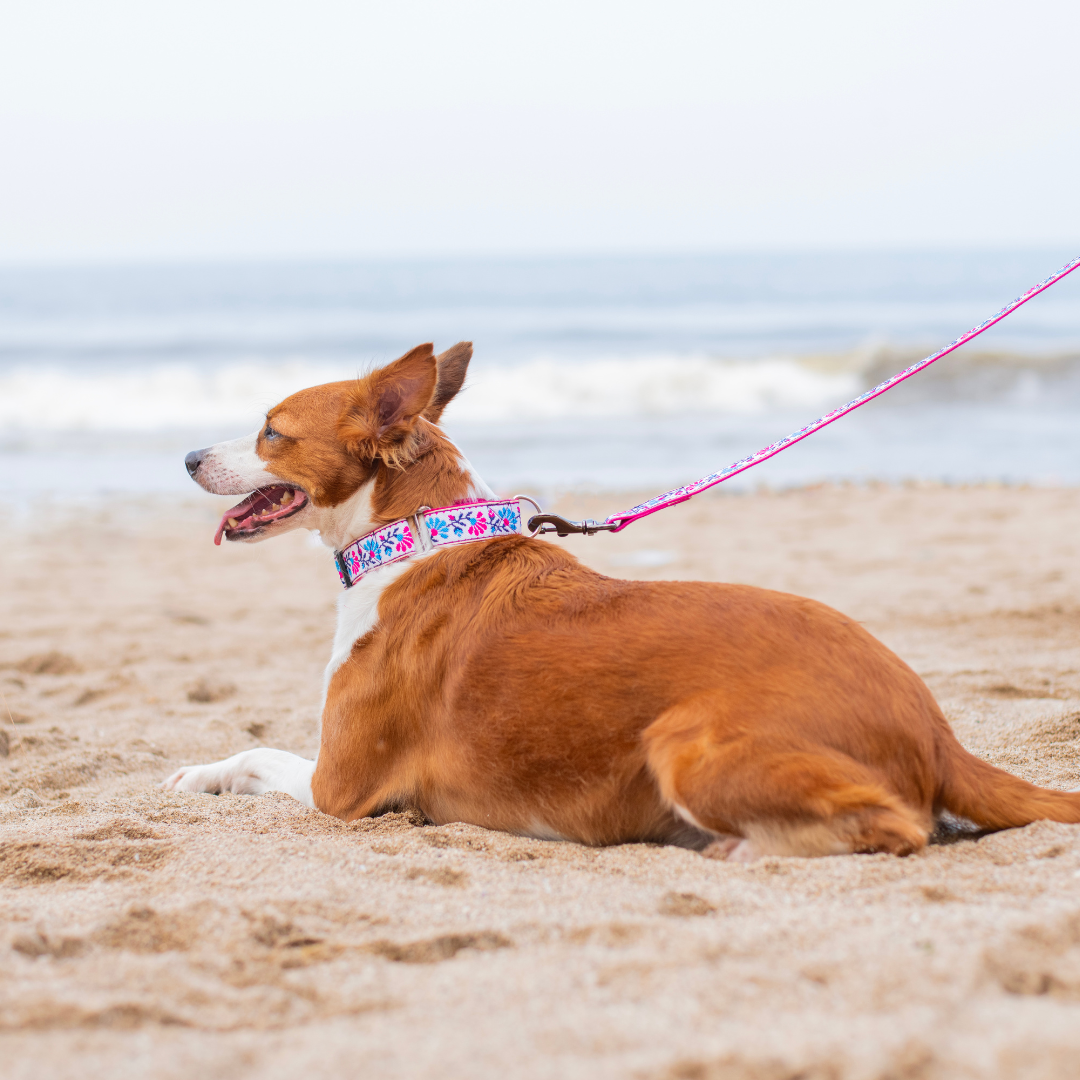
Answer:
[
  {"left": 513, "top": 495, "right": 618, "bottom": 537},
  {"left": 526, "top": 514, "right": 618, "bottom": 537}
]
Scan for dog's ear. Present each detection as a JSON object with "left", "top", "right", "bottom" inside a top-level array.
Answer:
[
  {"left": 423, "top": 341, "right": 472, "bottom": 424},
  {"left": 339, "top": 343, "right": 438, "bottom": 466}
]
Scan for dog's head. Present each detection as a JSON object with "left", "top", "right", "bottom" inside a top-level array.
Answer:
[{"left": 186, "top": 342, "right": 480, "bottom": 549}]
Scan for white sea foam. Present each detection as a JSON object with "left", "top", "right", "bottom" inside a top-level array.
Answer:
[
  {"left": 455, "top": 356, "right": 860, "bottom": 420},
  {"left": 2, "top": 254, "right": 1078, "bottom": 497},
  {"left": 0, "top": 355, "right": 861, "bottom": 433},
  {"left": 0, "top": 361, "right": 344, "bottom": 433}
]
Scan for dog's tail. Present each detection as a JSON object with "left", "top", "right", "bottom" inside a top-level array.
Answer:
[{"left": 937, "top": 741, "right": 1080, "bottom": 829}]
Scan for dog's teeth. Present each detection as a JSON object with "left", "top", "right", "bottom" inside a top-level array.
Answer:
[
  {"left": 228, "top": 518, "right": 239, "bottom": 528},
  {"left": 270, "top": 503, "right": 279, "bottom": 512}
]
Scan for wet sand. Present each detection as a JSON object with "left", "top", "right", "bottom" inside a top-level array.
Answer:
[{"left": 2, "top": 483, "right": 1080, "bottom": 1079}]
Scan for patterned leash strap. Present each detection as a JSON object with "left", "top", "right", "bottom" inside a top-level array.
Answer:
[{"left": 602, "top": 254, "right": 1080, "bottom": 533}]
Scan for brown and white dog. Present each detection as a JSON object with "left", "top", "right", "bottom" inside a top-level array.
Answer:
[{"left": 164, "top": 341, "right": 1080, "bottom": 859}]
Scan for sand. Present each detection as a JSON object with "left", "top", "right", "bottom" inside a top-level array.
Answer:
[{"left": 2, "top": 483, "right": 1080, "bottom": 1079}]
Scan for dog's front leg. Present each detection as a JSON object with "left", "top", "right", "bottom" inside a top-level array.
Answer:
[{"left": 162, "top": 749, "right": 316, "bottom": 807}]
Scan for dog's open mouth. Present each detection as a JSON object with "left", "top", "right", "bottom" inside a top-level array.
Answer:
[{"left": 215, "top": 486, "right": 309, "bottom": 545}]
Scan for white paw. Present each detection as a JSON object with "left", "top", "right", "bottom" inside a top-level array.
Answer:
[
  {"left": 160, "top": 748, "right": 316, "bottom": 806},
  {"left": 701, "top": 836, "right": 762, "bottom": 862},
  {"left": 161, "top": 763, "right": 230, "bottom": 793}
]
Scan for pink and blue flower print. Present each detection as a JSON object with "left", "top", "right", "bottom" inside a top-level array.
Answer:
[
  {"left": 422, "top": 501, "right": 520, "bottom": 546},
  {"left": 335, "top": 499, "right": 523, "bottom": 588},
  {"left": 336, "top": 519, "right": 416, "bottom": 586}
]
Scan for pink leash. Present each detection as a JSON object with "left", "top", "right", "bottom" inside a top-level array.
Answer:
[{"left": 529, "top": 254, "right": 1080, "bottom": 537}]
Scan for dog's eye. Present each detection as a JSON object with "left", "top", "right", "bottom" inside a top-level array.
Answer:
[{"left": 264, "top": 424, "right": 280, "bottom": 440}]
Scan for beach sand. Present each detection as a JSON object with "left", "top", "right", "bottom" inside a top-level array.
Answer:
[{"left": 2, "top": 483, "right": 1080, "bottom": 1079}]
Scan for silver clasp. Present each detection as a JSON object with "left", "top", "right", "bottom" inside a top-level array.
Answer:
[{"left": 526, "top": 514, "right": 618, "bottom": 537}]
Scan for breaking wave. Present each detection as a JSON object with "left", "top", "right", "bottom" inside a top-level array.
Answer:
[
  {"left": 2, "top": 347, "right": 1078, "bottom": 435},
  {"left": 0, "top": 354, "right": 863, "bottom": 433}
]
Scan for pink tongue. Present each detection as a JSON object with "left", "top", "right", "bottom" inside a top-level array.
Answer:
[
  {"left": 213, "top": 489, "right": 302, "bottom": 545},
  {"left": 214, "top": 495, "right": 260, "bottom": 546}
]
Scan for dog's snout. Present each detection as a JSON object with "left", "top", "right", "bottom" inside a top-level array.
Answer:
[{"left": 185, "top": 448, "right": 208, "bottom": 478}]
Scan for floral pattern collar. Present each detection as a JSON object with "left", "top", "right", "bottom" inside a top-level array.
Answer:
[{"left": 333, "top": 498, "right": 527, "bottom": 588}]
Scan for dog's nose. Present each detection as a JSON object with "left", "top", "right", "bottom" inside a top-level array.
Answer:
[{"left": 185, "top": 448, "right": 208, "bottom": 478}]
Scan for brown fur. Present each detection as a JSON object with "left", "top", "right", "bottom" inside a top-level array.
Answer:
[
  {"left": 423, "top": 341, "right": 473, "bottom": 424},
  {"left": 260, "top": 343, "right": 476, "bottom": 517},
  {"left": 255, "top": 343, "right": 1080, "bottom": 857}
]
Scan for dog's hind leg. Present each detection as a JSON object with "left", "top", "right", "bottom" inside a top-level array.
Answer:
[
  {"left": 162, "top": 748, "right": 316, "bottom": 807},
  {"left": 643, "top": 691, "right": 930, "bottom": 860}
]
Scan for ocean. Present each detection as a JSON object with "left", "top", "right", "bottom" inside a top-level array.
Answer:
[{"left": 2, "top": 250, "right": 1079, "bottom": 505}]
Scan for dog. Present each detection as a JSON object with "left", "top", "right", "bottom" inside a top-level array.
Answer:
[{"left": 164, "top": 341, "right": 1080, "bottom": 860}]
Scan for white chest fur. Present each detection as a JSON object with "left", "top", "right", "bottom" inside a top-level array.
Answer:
[
  {"left": 314, "top": 446, "right": 492, "bottom": 729},
  {"left": 318, "top": 555, "right": 434, "bottom": 726}
]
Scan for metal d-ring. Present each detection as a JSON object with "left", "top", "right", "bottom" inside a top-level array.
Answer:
[{"left": 513, "top": 494, "right": 545, "bottom": 537}]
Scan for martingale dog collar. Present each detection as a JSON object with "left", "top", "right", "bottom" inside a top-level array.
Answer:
[{"left": 333, "top": 498, "right": 534, "bottom": 588}]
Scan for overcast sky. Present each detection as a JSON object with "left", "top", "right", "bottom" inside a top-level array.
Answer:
[{"left": 1, "top": 0, "right": 1078, "bottom": 263}]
